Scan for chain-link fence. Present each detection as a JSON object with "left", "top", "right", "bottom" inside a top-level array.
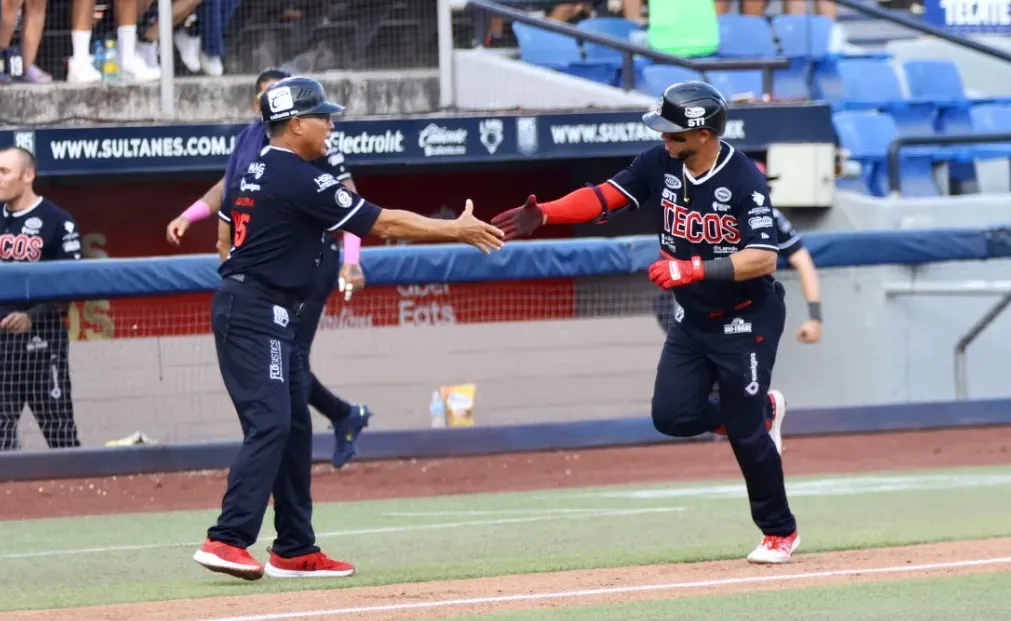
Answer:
[{"left": 2, "top": 0, "right": 441, "bottom": 86}]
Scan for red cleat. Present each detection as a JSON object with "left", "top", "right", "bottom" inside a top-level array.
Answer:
[
  {"left": 192, "top": 539, "right": 265, "bottom": 581},
  {"left": 264, "top": 549, "right": 356, "bottom": 578}
]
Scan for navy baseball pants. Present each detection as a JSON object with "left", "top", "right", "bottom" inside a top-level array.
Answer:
[
  {"left": 0, "top": 328, "right": 80, "bottom": 451},
  {"left": 297, "top": 264, "right": 353, "bottom": 425},
  {"left": 206, "top": 278, "right": 320, "bottom": 558},
  {"left": 651, "top": 285, "right": 796, "bottom": 536}
]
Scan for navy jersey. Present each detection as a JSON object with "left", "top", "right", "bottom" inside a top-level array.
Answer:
[
  {"left": 609, "top": 142, "right": 779, "bottom": 315},
  {"left": 0, "top": 197, "right": 82, "bottom": 316},
  {"left": 218, "top": 147, "right": 380, "bottom": 299},
  {"left": 223, "top": 119, "right": 352, "bottom": 200},
  {"left": 772, "top": 208, "right": 803, "bottom": 259}
]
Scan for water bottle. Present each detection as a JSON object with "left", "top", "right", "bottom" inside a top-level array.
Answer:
[
  {"left": 92, "top": 40, "right": 104, "bottom": 73},
  {"left": 102, "top": 38, "right": 119, "bottom": 83},
  {"left": 429, "top": 390, "right": 447, "bottom": 428}
]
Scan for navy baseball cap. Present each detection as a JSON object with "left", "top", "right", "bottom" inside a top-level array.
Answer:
[{"left": 259, "top": 77, "right": 344, "bottom": 125}]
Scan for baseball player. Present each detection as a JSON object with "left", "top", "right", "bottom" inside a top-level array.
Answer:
[
  {"left": 654, "top": 165, "right": 823, "bottom": 344},
  {"left": 166, "top": 68, "right": 371, "bottom": 468},
  {"left": 193, "top": 77, "right": 503, "bottom": 580},
  {"left": 491, "top": 81, "right": 799, "bottom": 564},
  {"left": 0, "top": 147, "right": 82, "bottom": 451}
]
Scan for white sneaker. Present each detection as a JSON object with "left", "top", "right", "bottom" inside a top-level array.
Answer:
[
  {"left": 199, "top": 51, "right": 223, "bottom": 76},
  {"left": 173, "top": 30, "right": 201, "bottom": 73},
  {"left": 120, "top": 54, "right": 161, "bottom": 82},
  {"left": 767, "top": 389, "right": 787, "bottom": 455},
  {"left": 67, "top": 56, "right": 102, "bottom": 84},
  {"left": 747, "top": 531, "right": 800, "bottom": 564}
]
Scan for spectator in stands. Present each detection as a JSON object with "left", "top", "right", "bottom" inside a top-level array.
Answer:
[
  {"left": 172, "top": 0, "right": 242, "bottom": 76},
  {"left": 134, "top": 0, "right": 203, "bottom": 73},
  {"left": 716, "top": 0, "right": 837, "bottom": 20},
  {"left": 68, "top": 0, "right": 160, "bottom": 83},
  {"left": 0, "top": 0, "right": 50, "bottom": 83},
  {"left": 648, "top": 0, "right": 719, "bottom": 58}
]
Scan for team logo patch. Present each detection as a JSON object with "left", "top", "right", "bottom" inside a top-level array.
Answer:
[
  {"left": 22, "top": 217, "right": 42, "bottom": 235},
  {"left": 268, "top": 87, "right": 294, "bottom": 113},
  {"left": 248, "top": 162, "right": 265, "bottom": 179},
  {"left": 685, "top": 106, "right": 706, "bottom": 119},
  {"left": 268, "top": 339, "right": 284, "bottom": 382},
  {"left": 335, "top": 188, "right": 354, "bottom": 208},
  {"left": 724, "top": 317, "right": 752, "bottom": 335},
  {"left": 664, "top": 174, "right": 682, "bottom": 190},
  {"left": 752, "top": 191, "right": 765, "bottom": 206},
  {"left": 714, "top": 187, "right": 732, "bottom": 203},
  {"left": 745, "top": 351, "right": 760, "bottom": 395},
  {"left": 479, "top": 119, "right": 504, "bottom": 155},
  {"left": 272, "top": 305, "right": 289, "bottom": 328}
]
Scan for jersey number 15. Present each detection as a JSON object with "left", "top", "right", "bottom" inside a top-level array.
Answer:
[{"left": 233, "top": 212, "right": 251, "bottom": 248}]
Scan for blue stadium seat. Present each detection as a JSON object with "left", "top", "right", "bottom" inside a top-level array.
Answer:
[
  {"left": 770, "top": 14, "right": 839, "bottom": 101},
  {"left": 715, "top": 15, "right": 809, "bottom": 99},
  {"left": 577, "top": 17, "right": 652, "bottom": 88},
  {"left": 716, "top": 15, "right": 778, "bottom": 57},
  {"left": 511, "top": 22, "right": 616, "bottom": 86},
  {"left": 902, "top": 59, "right": 1011, "bottom": 134},
  {"left": 639, "top": 65, "right": 704, "bottom": 97},
  {"left": 832, "top": 111, "right": 943, "bottom": 197},
  {"left": 969, "top": 104, "right": 1011, "bottom": 159},
  {"left": 835, "top": 58, "right": 939, "bottom": 139},
  {"left": 770, "top": 15, "right": 835, "bottom": 60},
  {"left": 707, "top": 70, "right": 763, "bottom": 101}
]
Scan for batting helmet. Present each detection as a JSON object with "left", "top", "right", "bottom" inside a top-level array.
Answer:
[
  {"left": 642, "top": 81, "right": 728, "bottom": 136},
  {"left": 259, "top": 77, "right": 344, "bottom": 125}
]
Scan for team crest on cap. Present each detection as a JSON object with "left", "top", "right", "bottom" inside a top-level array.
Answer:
[{"left": 685, "top": 106, "right": 706, "bottom": 119}]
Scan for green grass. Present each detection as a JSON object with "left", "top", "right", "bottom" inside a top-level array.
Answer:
[
  {"left": 442, "top": 572, "right": 1011, "bottom": 621},
  {"left": 2, "top": 464, "right": 1011, "bottom": 611}
]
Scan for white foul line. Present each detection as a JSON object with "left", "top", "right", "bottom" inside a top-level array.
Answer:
[
  {"left": 198, "top": 556, "right": 1011, "bottom": 621},
  {"left": 0, "top": 507, "right": 685, "bottom": 560}
]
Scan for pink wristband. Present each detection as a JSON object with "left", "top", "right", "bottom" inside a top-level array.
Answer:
[
  {"left": 343, "top": 233, "right": 361, "bottom": 264},
  {"left": 181, "top": 199, "right": 211, "bottom": 223}
]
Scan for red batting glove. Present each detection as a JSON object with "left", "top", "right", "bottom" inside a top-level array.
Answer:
[
  {"left": 490, "top": 195, "right": 545, "bottom": 241},
  {"left": 648, "top": 256, "right": 705, "bottom": 289}
]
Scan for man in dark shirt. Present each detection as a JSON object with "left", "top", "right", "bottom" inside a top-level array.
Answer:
[
  {"left": 193, "top": 77, "right": 503, "bottom": 581},
  {"left": 491, "top": 82, "right": 799, "bottom": 564},
  {"left": 166, "top": 68, "right": 372, "bottom": 469},
  {"left": 0, "top": 147, "right": 82, "bottom": 451}
]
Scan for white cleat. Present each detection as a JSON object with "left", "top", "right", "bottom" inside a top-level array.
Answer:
[
  {"left": 747, "top": 531, "right": 800, "bottom": 564},
  {"left": 767, "top": 389, "right": 787, "bottom": 455}
]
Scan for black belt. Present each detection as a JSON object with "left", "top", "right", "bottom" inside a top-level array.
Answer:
[{"left": 222, "top": 274, "right": 305, "bottom": 313}]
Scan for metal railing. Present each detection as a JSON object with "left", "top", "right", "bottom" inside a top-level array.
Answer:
[
  {"left": 460, "top": 0, "right": 790, "bottom": 93},
  {"left": 885, "top": 280, "right": 1011, "bottom": 400},
  {"left": 886, "top": 133, "right": 1011, "bottom": 195}
]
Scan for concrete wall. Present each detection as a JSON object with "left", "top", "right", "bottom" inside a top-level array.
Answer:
[
  {"left": 451, "top": 49, "right": 655, "bottom": 111},
  {"left": 0, "top": 71, "right": 439, "bottom": 127}
]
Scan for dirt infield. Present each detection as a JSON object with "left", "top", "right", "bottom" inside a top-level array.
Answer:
[
  {"left": 12, "top": 539, "right": 1011, "bottom": 621},
  {"left": 2, "top": 426, "right": 1009, "bottom": 521},
  {"left": 4, "top": 426, "right": 1011, "bottom": 619}
]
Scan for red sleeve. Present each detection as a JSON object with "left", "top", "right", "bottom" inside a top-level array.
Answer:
[{"left": 540, "top": 184, "right": 630, "bottom": 225}]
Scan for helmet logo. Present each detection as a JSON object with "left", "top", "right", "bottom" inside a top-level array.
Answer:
[
  {"left": 268, "top": 87, "right": 294, "bottom": 113},
  {"left": 684, "top": 106, "right": 706, "bottom": 119},
  {"left": 655, "top": 97, "right": 664, "bottom": 114}
]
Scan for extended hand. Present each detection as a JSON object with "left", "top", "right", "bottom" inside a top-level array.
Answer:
[
  {"left": 490, "top": 195, "right": 546, "bottom": 241},
  {"left": 338, "top": 263, "right": 366, "bottom": 302},
  {"left": 166, "top": 216, "right": 190, "bottom": 246},
  {"left": 0, "top": 312, "right": 32, "bottom": 334},
  {"left": 796, "top": 319, "right": 822, "bottom": 344},
  {"left": 648, "top": 256, "right": 704, "bottom": 289},
  {"left": 456, "top": 199, "right": 505, "bottom": 254}
]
